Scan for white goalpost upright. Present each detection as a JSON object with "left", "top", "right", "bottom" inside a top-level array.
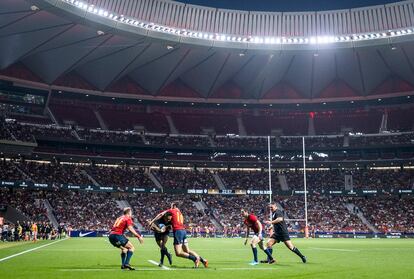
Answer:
[
  {"left": 302, "top": 136, "right": 309, "bottom": 237},
  {"left": 267, "top": 136, "right": 272, "bottom": 203},
  {"left": 267, "top": 135, "right": 309, "bottom": 237}
]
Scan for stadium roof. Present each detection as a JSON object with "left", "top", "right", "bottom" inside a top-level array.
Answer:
[
  {"left": 175, "top": 0, "right": 402, "bottom": 12},
  {"left": 0, "top": 0, "right": 413, "bottom": 103}
]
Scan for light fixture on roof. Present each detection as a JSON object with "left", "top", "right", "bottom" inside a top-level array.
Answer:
[
  {"left": 97, "top": 30, "right": 105, "bottom": 35},
  {"left": 30, "top": 5, "right": 40, "bottom": 11},
  {"left": 62, "top": 0, "right": 414, "bottom": 46},
  {"left": 166, "top": 45, "right": 174, "bottom": 50}
]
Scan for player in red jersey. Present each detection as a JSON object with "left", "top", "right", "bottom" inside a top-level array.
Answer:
[
  {"left": 108, "top": 207, "right": 144, "bottom": 270},
  {"left": 150, "top": 202, "right": 208, "bottom": 268},
  {"left": 241, "top": 209, "right": 273, "bottom": 265}
]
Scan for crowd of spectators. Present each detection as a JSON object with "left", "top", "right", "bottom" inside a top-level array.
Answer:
[
  {"left": 153, "top": 168, "right": 216, "bottom": 190},
  {"left": 218, "top": 170, "right": 273, "bottom": 190},
  {"left": 351, "top": 169, "right": 414, "bottom": 190},
  {"left": 280, "top": 136, "right": 344, "bottom": 149},
  {"left": 349, "top": 133, "right": 414, "bottom": 147},
  {"left": 17, "top": 161, "right": 92, "bottom": 186},
  {"left": 47, "top": 190, "right": 118, "bottom": 231},
  {"left": 284, "top": 169, "right": 346, "bottom": 191},
  {"left": 2, "top": 118, "right": 413, "bottom": 151},
  {"left": 0, "top": 187, "right": 413, "bottom": 234},
  {"left": 77, "top": 129, "right": 143, "bottom": 145},
  {"left": 0, "top": 188, "right": 49, "bottom": 222},
  {"left": 2, "top": 159, "right": 414, "bottom": 192},
  {"left": 88, "top": 166, "right": 155, "bottom": 188},
  {"left": 354, "top": 197, "right": 414, "bottom": 233},
  {"left": 280, "top": 196, "right": 369, "bottom": 232}
]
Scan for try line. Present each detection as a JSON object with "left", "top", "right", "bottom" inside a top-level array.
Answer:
[{"left": 0, "top": 238, "right": 67, "bottom": 263}]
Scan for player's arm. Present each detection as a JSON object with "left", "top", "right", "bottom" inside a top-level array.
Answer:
[
  {"left": 127, "top": 225, "right": 144, "bottom": 244},
  {"left": 149, "top": 211, "right": 168, "bottom": 226},
  {"left": 150, "top": 222, "right": 163, "bottom": 233},
  {"left": 256, "top": 221, "right": 263, "bottom": 239},
  {"left": 266, "top": 217, "right": 283, "bottom": 225},
  {"left": 244, "top": 227, "right": 250, "bottom": 245}
]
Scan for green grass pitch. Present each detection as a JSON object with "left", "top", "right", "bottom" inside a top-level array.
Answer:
[{"left": 0, "top": 237, "right": 413, "bottom": 278}]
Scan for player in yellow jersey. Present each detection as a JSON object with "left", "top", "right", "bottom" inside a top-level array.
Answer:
[{"left": 31, "top": 222, "right": 38, "bottom": 242}]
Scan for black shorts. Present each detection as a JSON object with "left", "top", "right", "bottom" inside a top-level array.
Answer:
[
  {"left": 108, "top": 234, "right": 129, "bottom": 248},
  {"left": 154, "top": 232, "right": 169, "bottom": 242},
  {"left": 270, "top": 233, "right": 290, "bottom": 243}
]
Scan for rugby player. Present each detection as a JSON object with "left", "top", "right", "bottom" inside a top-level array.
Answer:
[
  {"left": 264, "top": 203, "right": 307, "bottom": 264},
  {"left": 150, "top": 202, "right": 208, "bottom": 268},
  {"left": 241, "top": 209, "right": 273, "bottom": 265},
  {"left": 149, "top": 211, "right": 173, "bottom": 267},
  {"left": 108, "top": 207, "right": 144, "bottom": 270}
]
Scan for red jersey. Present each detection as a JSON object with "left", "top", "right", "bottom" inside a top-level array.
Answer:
[
  {"left": 110, "top": 215, "right": 133, "bottom": 235},
  {"left": 244, "top": 214, "right": 261, "bottom": 234},
  {"left": 167, "top": 208, "right": 185, "bottom": 231}
]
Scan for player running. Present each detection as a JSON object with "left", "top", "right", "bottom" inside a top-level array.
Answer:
[
  {"left": 241, "top": 209, "right": 273, "bottom": 265},
  {"left": 108, "top": 207, "right": 144, "bottom": 270},
  {"left": 264, "top": 203, "right": 307, "bottom": 264},
  {"left": 150, "top": 202, "right": 208, "bottom": 268},
  {"left": 149, "top": 211, "right": 173, "bottom": 267}
]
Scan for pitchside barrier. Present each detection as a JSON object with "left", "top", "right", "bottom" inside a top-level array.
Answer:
[
  {"left": 69, "top": 230, "right": 414, "bottom": 239},
  {"left": 0, "top": 180, "right": 412, "bottom": 197}
]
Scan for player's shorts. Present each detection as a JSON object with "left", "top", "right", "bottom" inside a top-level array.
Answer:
[
  {"left": 173, "top": 229, "right": 188, "bottom": 245},
  {"left": 270, "top": 233, "right": 290, "bottom": 243},
  {"left": 154, "top": 232, "right": 169, "bottom": 242},
  {"left": 108, "top": 234, "right": 129, "bottom": 248}
]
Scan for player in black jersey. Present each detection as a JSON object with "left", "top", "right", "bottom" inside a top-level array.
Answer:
[
  {"left": 150, "top": 212, "right": 173, "bottom": 267},
  {"left": 264, "top": 203, "right": 307, "bottom": 264}
]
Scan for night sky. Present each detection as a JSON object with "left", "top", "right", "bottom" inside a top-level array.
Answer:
[{"left": 175, "top": 0, "right": 402, "bottom": 12}]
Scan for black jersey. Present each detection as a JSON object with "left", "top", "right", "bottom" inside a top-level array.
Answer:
[{"left": 271, "top": 209, "right": 289, "bottom": 235}]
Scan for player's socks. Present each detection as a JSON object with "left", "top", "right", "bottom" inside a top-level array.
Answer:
[
  {"left": 125, "top": 251, "right": 134, "bottom": 265},
  {"left": 264, "top": 248, "right": 273, "bottom": 261},
  {"left": 160, "top": 248, "right": 165, "bottom": 264},
  {"left": 199, "top": 257, "right": 206, "bottom": 264},
  {"left": 252, "top": 247, "right": 258, "bottom": 262},
  {"left": 188, "top": 254, "right": 197, "bottom": 262},
  {"left": 166, "top": 250, "right": 173, "bottom": 265},
  {"left": 121, "top": 252, "right": 126, "bottom": 266},
  {"left": 291, "top": 247, "right": 305, "bottom": 259}
]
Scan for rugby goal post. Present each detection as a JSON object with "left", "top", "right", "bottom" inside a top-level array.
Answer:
[{"left": 267, "top": 136, "right": 309, "bottom": 238}]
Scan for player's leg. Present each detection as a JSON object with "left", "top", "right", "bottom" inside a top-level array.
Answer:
[
  {"left": 155, "top": 237, "right": 165, "bottom": 266},
  {"left": 172, "top": 231, "right": 193, "bottom": 260},
  {"left": 162, "top": 235, "right": 173, "bottom": 265},
  {"left": 123, "top": 240, "right": 136, "bottom": 270},
  {"left": 108, "top": 234, "right": 128, "bottom": 269},
  {"left": 258, "top": 238, "right": 273, "bottom": 263},
  {"left": 264, "top": 238, "right": 276, "bottom": 263},
  {"left": 120, "top": 247, "right": 128, "bottom": 268},
  {"left": 249, "top": 235, "right": 260, "bottom": 264},
  {"left": 283, "top": 240, "right": 306, "bottom": 263}
]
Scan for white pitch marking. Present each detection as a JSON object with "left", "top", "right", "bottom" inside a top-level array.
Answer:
[
  {"left": 59, "top": 268, "right": 166, "bottom": 272},
  {"left": 148, "top": 259, "right": 171, "bottom": 270},
  {"left": 0, "top": 238, "right": 68, "bottom": 263},
  {"left": 309, "top": 247, "right": 360, "bottom": 252}
]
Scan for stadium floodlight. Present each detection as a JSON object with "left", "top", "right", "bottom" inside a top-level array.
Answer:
[{"left": 61, "top": 0, "right": 414, "bottom": 46}]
